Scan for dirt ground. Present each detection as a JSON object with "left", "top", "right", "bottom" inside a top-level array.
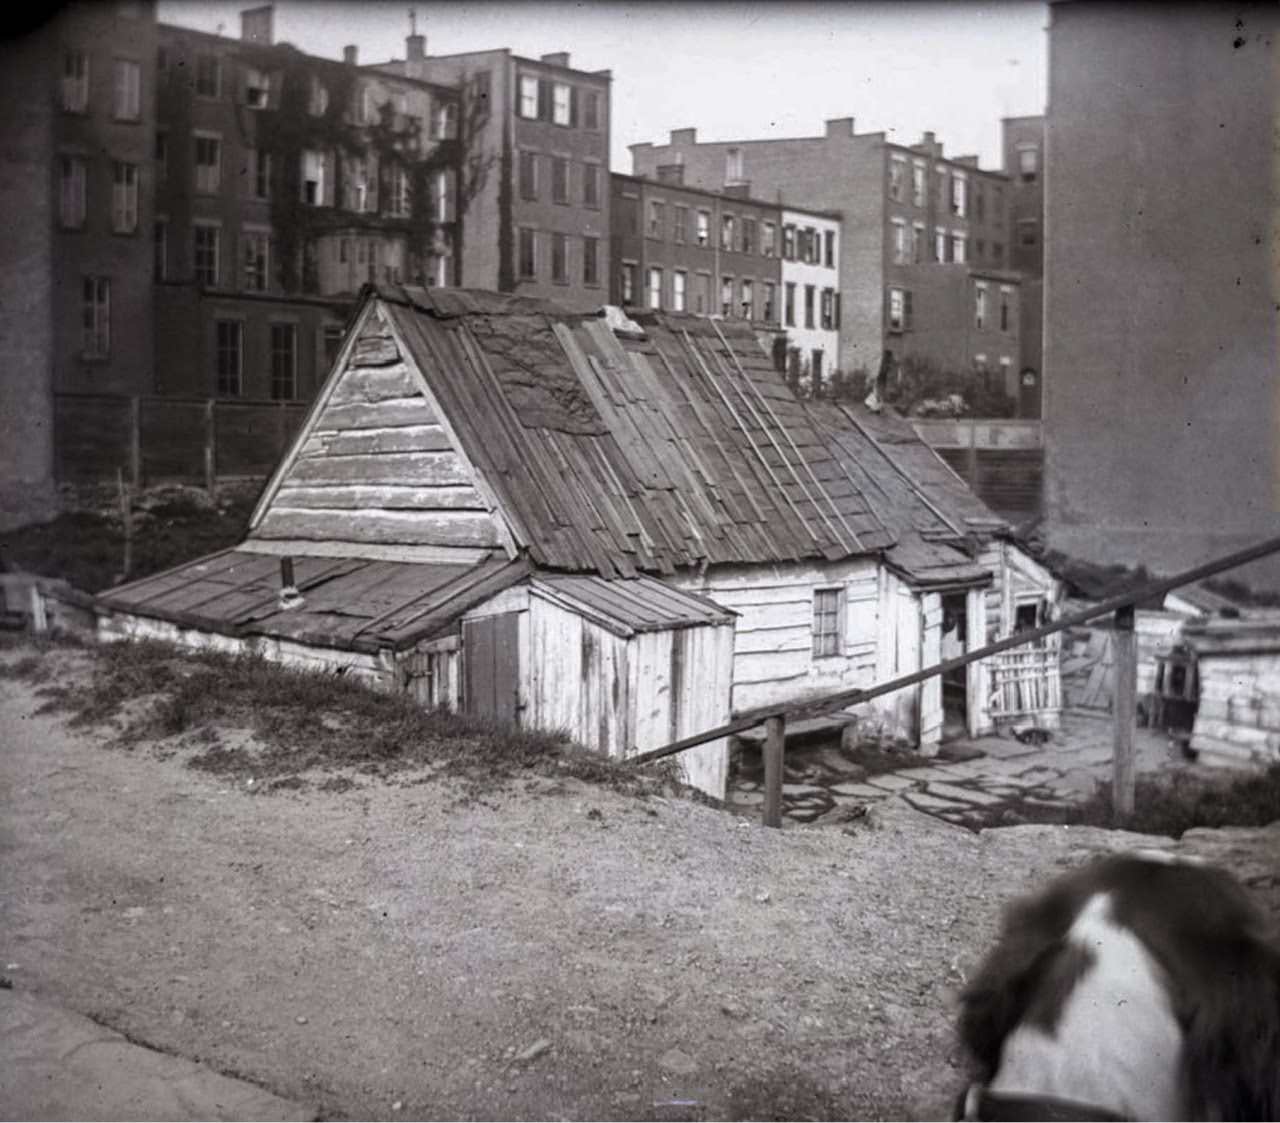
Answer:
[{"left": 0, "top": 641, "right": 1273, "bottom": 1122}]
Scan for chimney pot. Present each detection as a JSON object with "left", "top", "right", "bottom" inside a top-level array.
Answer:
[
  {"left": 343, "top": 44, "right": 358, "bottom": 66},
  {"left": 280, "top": 556, "right": 295, "bottom": 588},
  {"left": 407, "top": 32, "right": 426, "bottom": 62}
]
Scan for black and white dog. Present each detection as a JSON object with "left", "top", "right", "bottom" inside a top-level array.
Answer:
[{"left": 956, "top": 852, "right": 1280, "bottom": 1121}]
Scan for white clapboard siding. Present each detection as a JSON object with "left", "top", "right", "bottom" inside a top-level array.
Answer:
[
  {"left": 283, "top": 451, "right": 474, "bottom": 488},
  {"left": 274, "top": 484, "right": 488, "bottom": 511},
  {"left": 919, "top": 592, "right": 944, "bottom": 749},
  {"left": 674, "top": 558, "right": 880, "bottom": 714},
  {"left": 320, "top": 397, "right": 438, "bottom": 431},
  {"left": 300, "top": 425, "right": 454, "bottom": 458},
  {"left": 325, "top": 363, "right": 423, "bottom": 406}
]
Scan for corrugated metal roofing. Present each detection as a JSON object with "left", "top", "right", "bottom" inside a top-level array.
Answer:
[
  {"left": 373, "top": 286, "right": 893, "bottom": 579},
  {"left": 530, "top": 573, "right": 737, "bottom": 637},
  {"left": 95, "top": 549, "right": 532, "bottom": 653}
]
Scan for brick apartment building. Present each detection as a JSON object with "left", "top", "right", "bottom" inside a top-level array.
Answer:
[
  {"left": 631, "top": 121, "right": 1021, "bottom": 401},
  {"left": 609, "top": 172, "right": 842, "bottom": 387},
  {"left": 376, "top": 44, "right": 611, "bottom": 311},
  {"left": 153, "top": 8, "right": 461, "bottom": 400},
  {"left": 1002, "top": 114, "right": 1044, "bottom": 415},
  {"left": 1043, "top": 1, "right": 1279, "bottom": 580}
]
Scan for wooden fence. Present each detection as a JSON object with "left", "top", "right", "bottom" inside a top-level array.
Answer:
[
  {"left": 54, "top": 393, "right": 310, "bottom": 486},
  {"left": 912, "top": 419, "right": 1044, "bottom": 523}
]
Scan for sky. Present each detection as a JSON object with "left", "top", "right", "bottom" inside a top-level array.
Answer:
[{"left": 155, "top": 0, "right": 1048, "bottom": 173}]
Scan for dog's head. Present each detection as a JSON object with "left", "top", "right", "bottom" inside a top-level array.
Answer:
[{"left": 958, "top": 853, "right": 1280, "bottom": 1121}]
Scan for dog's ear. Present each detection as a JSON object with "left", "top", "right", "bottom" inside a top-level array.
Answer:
[
  {"left": 1180, "top": 935, "right": 1280, "bottom": 1121},
  {"left": 958, "top": 883, "right": 1088, "bottom": 1079}
]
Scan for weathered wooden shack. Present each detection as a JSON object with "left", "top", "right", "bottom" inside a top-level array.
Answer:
[
  {"left": 1182, "top": 613, "right": 1280, "bottom": 768},
  {"left": 95, "top": 285, "right": 1055, "bottom": 792}
]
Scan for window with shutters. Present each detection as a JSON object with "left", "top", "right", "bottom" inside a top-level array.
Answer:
[
  {"left": 583, "top": 163, "right": 600, "bottom": 208},
  {"left": 952, "top": 232, "right": 967, "bottom": 264},
  {"left": 740, "top": 278, "right": 753, "bottom": 320},
  {"left": 301, "top": 149, "right": 325, "bottom": 205},
  {"left": 389, "top": 165, "right": 411, "bottom": 217},
  {"left": 111, "top": 162, "right": 138, "bottom": 234},
  {"left": 892, "top": 219, "right": 908, "bottom": 265},
  {"left": 804, "top": 284, "right": 816, "bottom": 329},
  {"left": 62, "top": 50, "right": 89, "bottom": 112},
  {"left": 784, "top": 282, "right": 796, "bottom": 328},
  {"left": 193, "top": 223, "right": 220, "bottom": 286},
  {"left": 113, "top": 59, "right": 141, "bottom": 120},
  {"left": 693, "top": 272, "right": 710, "bottom": 315},
  {"left": 696, "top": 210, "right": 710, "bottom": 246},
  {"left": 889, "top": 155, "right": 905, "bottom": 201},
  {"left": 825, "top": 230, "right": 835, "bottom": 267},
  {"left": 647, "top": 200, "right": 664, "bottom": 238},
  {"left": 888, "top": 286, "right": 912, "bottom": 331},
  {"left": 195, "top": 52, "right": 220, "bottom": 98},
  {"left": 912, "top": 222, "right": 925, "bottom": 264},
  {"left": 762, "top": 222, "right": 777, "bottom": 256},
  {"left": 242, "top": 229, "right": 269, "bottom": 291},
  {"left": 518, "top": 227, "right": 536, "bottom": 278},
  {"left": 519, "top": 150, "right": 538, "bottom": 200},
  {"left": 583, "top": 89, "right": 600, "bottom": 130},
  {"left": 813, "top": 588, "right": 844, "bottom": 658},
  {"left": 673, "top": 205, "right": 688, "bottom": 243},
  {"left": 551, "top": 156, "right": 568, "bottom": 204},
  {"left": 252, "top": 149, "right": 271, "bottom": 200},
  {"left": 647, "top": 267, "right": 663, "bottom": 309},
  {"left": 820, "top": 288, "right": 834, "bottom": 331},
  {"left": 911, "top": 160, "right": 926, "bottom": 207},
  {"left": 974, "top": 281, "right": 987, "bottom": 329},
  {"left": 583, "top": 236, "right": 598, "bottom": 286},
  {"left": 672, "top": 270, "right": 686, "bottom": 311},
  {"left": 741, "top": 218, "right": 756, "bottom": 254},
  {"left": 215, "top": 320, "right": 242, "bottom": 396},
  {"left": 551, "top": 232, "right": 568, "bottom": 283},
  {"left": 59, "top": 155, "right": 86, "bottom": 229},
  {"left": 244, "top": 66, "right": 270, "bottom": 108},
  {"left": 1000, "top": 286, "right": 1013, "bottom": 332},
  {"left": 619, "top": 261, "right": 635, "bottom": 305},
  {"left": 552, "top": 81, "right": 571, "bottom": 125},
  {"left": 950, "top": 172, "right": 967, "bottom": 217},
  {"left": 194, "top": 133, "right": 221, "bottom": 194},
  {"left": 720, "top": 214, "right": 735, "bottom": 252},
  {"left": 519, "top": 75, "right": 538, "bottom": 118},
  {"left": 431, "top": 101, "right": 458, "bottom": 140},
  {"left": 762, "top": 282, "right": 776, "bottom": 322},
  {"left": 270, "top": 323, "right": 297, "bottom": 400},
  {"left": 721, "top": 276, "right": 733, "bottom": 317},
  {"left": 82, "top": 277, "right": 110, "bottom": 360},
  {"left": 782, "top": 224, "right": 796, "bottom": 260}
]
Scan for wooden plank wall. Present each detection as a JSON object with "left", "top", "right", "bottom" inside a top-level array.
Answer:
[
  {"left": 672, "top": 558, "right": 880, "bottom": 714},
  {"left": 255, "top": 310, "right": 502, "bottom": 551},
  {"left": 1191, "top": 651, "right": 1280, "bottom": 766},
  {"left": 939, "top": 447, "right": 1044, "bottom": 523}
]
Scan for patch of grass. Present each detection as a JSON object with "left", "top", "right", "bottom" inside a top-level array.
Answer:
[
  {"left": 38, "top": 636, "right": 682, "bottom": 799},
  {"left": 1066, "top": 764, "right": 1280, "bottom": 837}
]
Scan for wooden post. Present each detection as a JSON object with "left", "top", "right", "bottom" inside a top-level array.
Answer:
[
  {"left": 1112, "top": 603, "right": 1137, "bottom": 820},
  {"left": 117, "top": 467, "right": 133, "bottom": 581},
  {"left": 966, "top": 420, "right": 979, "bottom": 489},
  {"left": 128, "top": 395, "right": 142, "bottom": 489},
  {"left": 203, "top": 399, "right": 217, "bottom": 499},
  {"left": 762, "top": 714, "right": 785, "bottom": 829}
]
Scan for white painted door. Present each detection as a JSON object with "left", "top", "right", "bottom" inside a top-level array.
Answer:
[{"left": 919, "top": 592, "right": 944, "bottom": 750}]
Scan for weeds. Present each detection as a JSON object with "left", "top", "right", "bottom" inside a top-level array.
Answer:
[
  {"left": 1067, "top": 763, "right": 1280, "bottom": 837},
  {"left": 26, "top": 636, "right": 672, "bottom": 799}
]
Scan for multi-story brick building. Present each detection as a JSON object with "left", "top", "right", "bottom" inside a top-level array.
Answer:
[
  {"left": 1043, "top": 1, "right": 1279, "bottom": 581},
  {"left": 375, "top": 43, "right": 610, "bottom": 311},
  {"left": 630, "top": 121, "right": 1019, "bottom": 394},
  {"left": 609, "top": 172, "right": 842, "bottom": 388},
  {"left": 154, "top": 9, "right": 461, "bottom": 400},
  {"left": 1002, "top": 115, "right": 1044, "bottom": 415}
]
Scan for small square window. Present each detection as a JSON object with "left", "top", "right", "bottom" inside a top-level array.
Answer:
[{"left": 813, "top": 588, "right": 844, "bottom": 658}]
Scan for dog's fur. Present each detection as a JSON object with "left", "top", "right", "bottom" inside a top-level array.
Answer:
[{"left": 958, "top": 853, "right": 1280, "bottom": 1121}]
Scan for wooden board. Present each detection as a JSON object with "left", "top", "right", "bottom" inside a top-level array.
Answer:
[
  {"left": 255, "top": 507, "right": 502, "bottom": 548},
  {"left": 283, "top": 451, "right": 473, "bottom": 488}
]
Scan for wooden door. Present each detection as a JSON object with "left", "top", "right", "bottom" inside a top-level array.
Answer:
[
  {"left": 463, "top": 612, "right": 520, "bottom": 724},
  {"left": 919, "top": 593, "right": 944, "bottom": 748}
]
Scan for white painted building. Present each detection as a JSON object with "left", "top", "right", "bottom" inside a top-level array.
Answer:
[{"left": 780, "top": 206, "right": 841, "bottom": 392}]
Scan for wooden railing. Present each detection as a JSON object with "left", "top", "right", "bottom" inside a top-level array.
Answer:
[{"left": 634, "top": 534, "right": 1280, "bottom": 826}]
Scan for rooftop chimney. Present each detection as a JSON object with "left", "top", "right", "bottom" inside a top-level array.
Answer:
[
  {"left": 540, "top": 51, "right": 570, "bottom": 67},
  {"left": 406, "top": 7, "right": 426, "bottom": 75},
  {"left": 669, "top": 127, "right": 697, "bottom": 145},
  {"left": 343, "top": 44, "right": 358, "bottom": 66},
  {"left": 824, "top": 117, "right": 855, "bottom": 139},
  {"left": 240, "top": 4, "right": 273, "bottom": 45}
]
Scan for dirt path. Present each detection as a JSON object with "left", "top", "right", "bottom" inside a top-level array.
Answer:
[{"left": 0, "top": 647, "right": 1267, "bottom": 1121}]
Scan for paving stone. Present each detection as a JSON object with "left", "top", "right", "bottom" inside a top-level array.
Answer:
[
  {"left": 731, "top": 792, "right": 765, "bottom": 807},
  {"left": 781, "top": 784, "right": 825, "bottom": 797},
  {"left": 927, "top": 781, "right": 1005, "bottom": 806},
  {"left": 864, "top": 773, "right": 919, "bottom": 793},
  {"left": 976, "top": 740, "right": 1041, "bottom": 760},
  {"left": 893, "top": 766, "right": 966, "bottom": 783},
  {"left": 829, "top": 782, "right": 887, "bottom": 799},
  {"left": 903, "top": 791, "right": 969, "bottom": 810}
]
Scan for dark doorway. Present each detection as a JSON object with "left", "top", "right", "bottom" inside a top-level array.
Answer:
[{"left": 940, "top": 592, "right": 969, "bottom": 741}]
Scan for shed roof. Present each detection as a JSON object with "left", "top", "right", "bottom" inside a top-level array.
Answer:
[
  {"left": 372, "top": 286, "right": 893, "bottom": 578},
  {"left": 530, "top": 573, "right": 736, "bottom": 638},
  {"left": 95, "top": 548, "right": 533, "bottom": 653},
  {"left": 1183, "top": 612, "right": 1280, "bottom": 656}
]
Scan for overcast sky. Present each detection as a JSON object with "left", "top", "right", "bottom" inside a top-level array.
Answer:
[{"left": 156, "top": 0, "right": 1048, "bottom": 173}]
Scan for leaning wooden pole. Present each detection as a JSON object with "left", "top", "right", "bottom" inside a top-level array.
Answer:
[
  {"left": 1112, "top": 604, "right": 1137, "bottom": 819},
  {"left": 762, "top": 715, "right": 785, "bottom": 829}
]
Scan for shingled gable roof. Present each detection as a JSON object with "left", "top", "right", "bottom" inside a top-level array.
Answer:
[
  {"left": 805, "top": 400, "right": 997, "bottom": 588},
  {"left": 362, "top": 285, "right": 893, "bottom": 578}
]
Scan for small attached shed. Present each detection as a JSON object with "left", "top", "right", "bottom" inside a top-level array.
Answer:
[{"left": 1183, "top": 613, "right": 1280, "bottom": 768}]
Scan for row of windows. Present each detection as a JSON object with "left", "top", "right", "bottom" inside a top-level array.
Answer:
[
  {"left": 212, "top": 319, "right": 342, "bottom": 400},
  {"left": 516, "top": 228, "right": 601, "bottom": 286},
  {"left": 634, "top": 200, "right": 838, "bottom": 266},
  {"left": 518, "top": 150, "right": 601, "bottom": 208},
  {"left": 516, "top": 73, "right": 603, "bottom": 130},
  {"left": 61, "top": 51, "right": 140, "bottom": 120},
  {"left": 58, "top": 154, "right": 139, "bottom": 233},
  {"left": 887, "top": 155, "right": 1006, "bottom": 223},
  {"left": 889, "top": 220, "right": 1010, "bottom": 269},
  {"left": 619, "top": 264, "right": 775, "bottom": 320},
  {"left": 153, "top": 46, "right": 460, "bottom": 142}
]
